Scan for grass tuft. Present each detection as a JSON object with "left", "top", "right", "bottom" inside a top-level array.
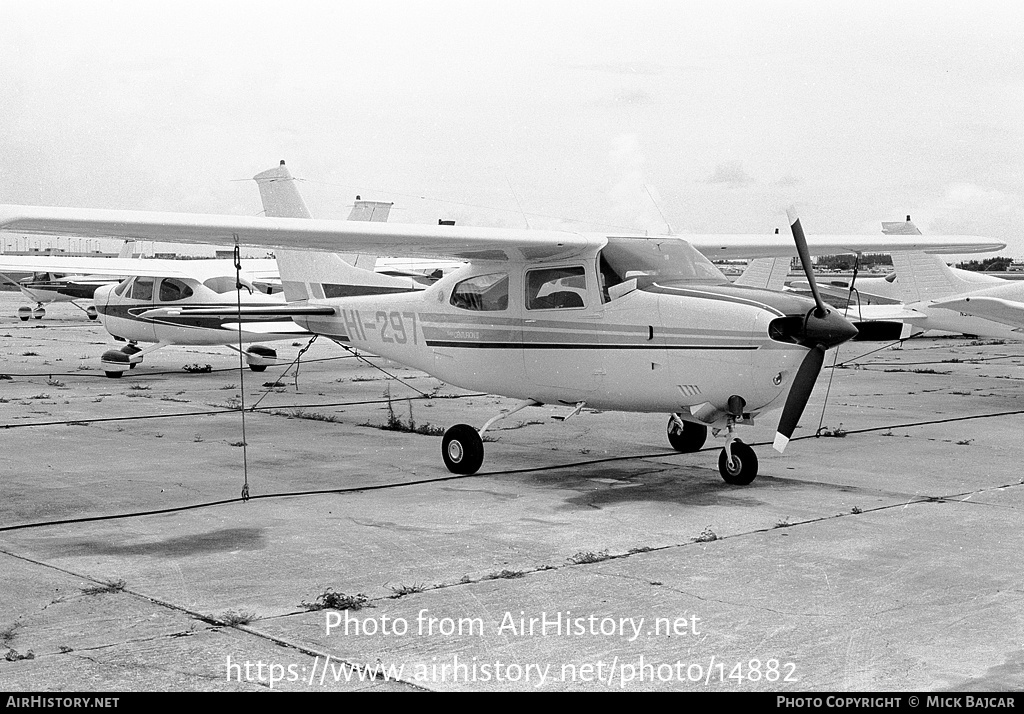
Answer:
[{"left": 301, "top": 589, "right": 373, "bottom": 612}]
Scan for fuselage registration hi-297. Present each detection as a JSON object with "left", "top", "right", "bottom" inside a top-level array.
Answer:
[{"left": 0, "top": 201, "right": 1003, "bottom": 483}]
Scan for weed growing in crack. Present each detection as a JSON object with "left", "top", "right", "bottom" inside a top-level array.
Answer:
[
  {"left": 81, "top": 578, "right": 126, "bottom": 595},
  {"left": 301, "top": 589, "right": 373, "bottom": 612},
  {"left": 568, "top": 550, "right": 610, "bottom": 565}
]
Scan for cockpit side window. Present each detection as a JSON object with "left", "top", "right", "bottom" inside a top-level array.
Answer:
[
  {"left": 450, "top": 273, "right": 509, "bottom": 311},
  {"left": 158, "top": 278, "right": 194, "bottom": 302},
  {"left": 129, "top": 277, "right": 154, "bottom": 301},
  {"left": 526, "top": 266, "right": 587, "bottom": 310}
]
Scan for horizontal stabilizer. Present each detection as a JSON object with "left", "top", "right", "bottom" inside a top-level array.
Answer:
[
  {"left": 139, "top": 304, "right": 336, "bottom": 319},
  {"left": 221, "top": 322, "right": 311, "bottom": 335}
]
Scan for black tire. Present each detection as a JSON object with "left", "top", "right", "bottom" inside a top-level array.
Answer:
[
  {"left": 249, "top": 365, "right": 268, "bottom": 372},
  {"left": 104, "top": 371, "right": 123, "bottom": 379},
  {"left": 667, "top": 416, "right": 707, "bottom": 452},
  {"left": 18, "top": 315, "right": 29, "bottom": 322},
  {"left": 442, "top": 424, "right": 484, "bottom": 475},
  {"left": 718, "top": 440, "right": 758, "bottom": 485}
]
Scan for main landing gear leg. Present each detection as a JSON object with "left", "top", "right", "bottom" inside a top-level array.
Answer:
[
  {"left": 717, "top": 417, "right": 758, "bottom": 486},
  {"left": 441, "top": 399, "right": 541, "bottom": 475}
]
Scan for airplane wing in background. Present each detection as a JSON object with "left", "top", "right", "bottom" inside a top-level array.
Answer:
[
  {"left": 0, "top": 255, "right": 200, "bottom": 278},
  {"left": 0, "top": 254, "right": 279, "bottom": 281},
  {"left": 0, "top": 204, "right": 1005, "bottom": 262},
  {"left": 929, "top": 296, "right": 1024, "bottom": 331}
]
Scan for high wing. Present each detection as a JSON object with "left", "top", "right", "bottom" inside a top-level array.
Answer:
[
  {"left": 0, "top": 205, "right": 1003, "bottom": 262},
  {"left": 0, "top": 254, "right": 279, "bottom": 280},
  {"left": 928, "top": 296, "right": 1024, "bottom": 330},
  {"left": 0, "top": 255, "right": 201, "bottom": 279}
]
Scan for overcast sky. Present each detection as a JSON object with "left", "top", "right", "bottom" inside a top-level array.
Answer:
[{"left": 2, "top": 0, "right": 1022, "bottom": 256}]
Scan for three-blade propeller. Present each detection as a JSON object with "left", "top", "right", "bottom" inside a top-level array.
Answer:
[{"left": 772, "top": 209, "right": 859, "bottom": 453}]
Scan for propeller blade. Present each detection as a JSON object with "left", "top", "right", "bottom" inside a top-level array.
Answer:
[
  {"left": 773, "top": 345, "right": 825, "bottom": 453},
  {"left": 786, "top": 207, "right": 827, "bottom": 318}
]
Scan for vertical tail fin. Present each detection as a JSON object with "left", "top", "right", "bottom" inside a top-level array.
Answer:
[
  {"left": 881, "top": 217, "right": 983, "bottom": 302},
  {"left": 254, "top": 161, "right": 389, "bottom": 271},
  {"left": 889, "top": 252, "right": 982, "bottom": 303},
  {"left": 252, "top": 162, "right": 415, "bottom": 302},
  {"left": 348, "top": 199, "right": 393, "bottom": 222},
  {"left": 253, "top": 160, "right": 312, "bottom": 219},
  {"left": 733, "top": 257, "right": 790, "bottom": 291}
]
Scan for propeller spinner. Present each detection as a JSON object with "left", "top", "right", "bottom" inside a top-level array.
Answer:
[{"left": 771, "top": 210, "right": 859, "bottom": 453}]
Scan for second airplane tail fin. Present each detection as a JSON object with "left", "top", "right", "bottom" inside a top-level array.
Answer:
[
  {"left": 347, "top": 199, "right": 393, "bottom": 222},
  {"left": 882, "top": 215, "right": 992, "bottom": 302},
  {"left": 888, "top": 251, "right": 985, "bottom": 303}
]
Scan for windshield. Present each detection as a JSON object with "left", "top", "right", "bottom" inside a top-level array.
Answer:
[{"left": 598, "top": 237, "right": 726, "bottom": 299}]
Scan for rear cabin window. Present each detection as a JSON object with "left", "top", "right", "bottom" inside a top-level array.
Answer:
[
  {"left": 450, "top": 273, "right": 509, "bottom": 311},
  {"left": 203, "top": 276, "right": 235, "bottom": 294},
  {"left": 526, "top": 266, "right": 587, "bottom": 310}
]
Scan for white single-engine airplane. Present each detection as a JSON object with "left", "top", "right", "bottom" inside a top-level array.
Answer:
[
  {"left": 0, "top": 199, "right": 1002, "bottom": 483},
  {"left": 800, "top": 217, "right": 1023, "bottom": 341},
  {"left": 0, "top": 239, "right": 138, "bottom": 321},
  {"left": 0, "top": 170, "right": 408, "bottom": 377}
]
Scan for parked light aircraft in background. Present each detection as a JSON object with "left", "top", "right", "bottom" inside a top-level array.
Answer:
[
  {"left": 802, "top": 217, "right": 1023, "bottom": 341},
  {"left": 0, "top": 172, "right": 412, "bottom": 376},
  {"left": 0, "top": 239, "right": 138, "bottom": 321},
  {"left": 0, "top": 194, "right": 1001, "bottom": 483}
]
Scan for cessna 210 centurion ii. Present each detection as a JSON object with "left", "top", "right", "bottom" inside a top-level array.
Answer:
[{"left": 0, "top": 199, "right": 1002, "bottom": 484}]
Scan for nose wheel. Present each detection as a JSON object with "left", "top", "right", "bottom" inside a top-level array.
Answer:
[{"left": 718, "top": 440, "right": 757, "bottom": 485}]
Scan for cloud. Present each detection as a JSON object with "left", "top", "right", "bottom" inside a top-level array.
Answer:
[
  {"left": 606, "top": 134, "right": 670, "bottom": 234},
  {"left": 576, "top": 62, "right": 666, "bottom": 76},
  {"left": 705, "top": 161, "right": 755, "bottom": 187},
  {"left": 611, "top": 88, "right": 656, "bottom": 106},
  {"left": 925, "top": 182, "right": 1024, "bottom": 256}
]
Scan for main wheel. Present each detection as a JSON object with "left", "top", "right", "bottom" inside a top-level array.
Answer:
[
  {"left": 718, "top": 440, "right": 758, "bottom": 485},
  {"left": 442, "top": 424, "right": 484, "bottom": 475},
  {"left": 667, "top": 415, "right": 707, "bottom": 452},
  {"left": 248, "top": 364, "right": 268, "bottom": 372}
]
